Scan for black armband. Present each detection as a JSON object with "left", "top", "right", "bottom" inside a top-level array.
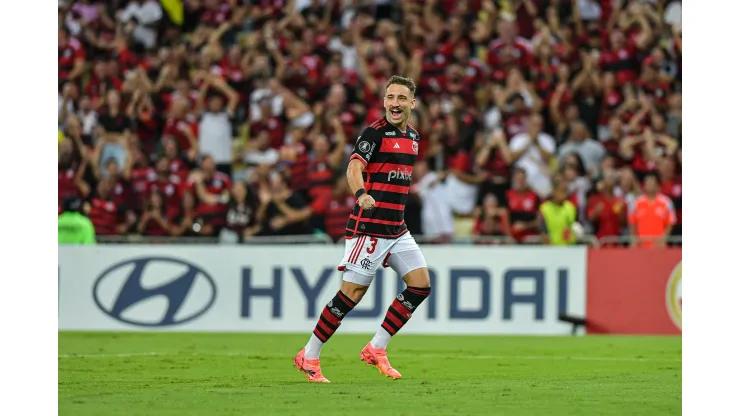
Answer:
[{"left": 355, "top": 188, "right": 366, "bottom": 199}]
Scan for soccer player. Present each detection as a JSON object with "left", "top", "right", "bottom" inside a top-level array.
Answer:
[{"left": 294, "top": 76, "right": 432, "bottom": 383}]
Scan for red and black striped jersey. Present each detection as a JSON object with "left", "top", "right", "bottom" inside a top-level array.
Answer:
[
  {"left": 346, "top": 117, "right": 420, "bottom": 239},
  {"left": 307, "top": 156, "right": 335, "bottom": 202},
  {"left": 88, "top": 198, "right": 122, "bottom": 236}
]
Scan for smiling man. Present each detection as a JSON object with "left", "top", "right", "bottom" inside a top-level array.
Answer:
[{"left": 293, "top": 76, "right": 432, "bottom": 383}]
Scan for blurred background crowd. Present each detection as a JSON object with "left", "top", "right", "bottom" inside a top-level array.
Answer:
[{"left": 57, "top": 0, "right": 682, "bottom": 246}]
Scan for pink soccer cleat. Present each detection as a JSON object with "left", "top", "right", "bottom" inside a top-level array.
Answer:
[
  {"left": 293, "top": 348, "right": 330, "bottom": 383},
  {"left": 360, "top": 343, "right": 402, "bottom": 379}
]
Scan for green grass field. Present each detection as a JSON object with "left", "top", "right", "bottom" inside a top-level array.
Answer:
[{"left": 58, "top": 333, "right": 681, "bottom": 416}]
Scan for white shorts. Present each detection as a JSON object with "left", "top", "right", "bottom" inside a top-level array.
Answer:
[{"left": 338, "top": 232, "right": 427, "bottom": 286}]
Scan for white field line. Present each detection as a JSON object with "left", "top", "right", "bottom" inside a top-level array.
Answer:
[{"left": 58, "top": 352, "right": 680, "bottom": 363}]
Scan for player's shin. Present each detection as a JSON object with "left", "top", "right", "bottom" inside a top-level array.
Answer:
[
  {"left": 304, "top": 290, "right": 357, "bottom": 359},
  {"left": 371, "top": 286, "right": 431, "bottom": 349}
]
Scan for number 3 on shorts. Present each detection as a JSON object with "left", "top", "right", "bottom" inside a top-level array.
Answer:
[{"left": 366, "top": 237, "right": 378, "bottom": 254}]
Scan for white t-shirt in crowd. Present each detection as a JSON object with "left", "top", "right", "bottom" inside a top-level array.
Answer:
[
  {"left": 119, "top": 0, "right": 162, "bottom": 49},
  {"left": 577, "top": 0, "right": 602, "bottom": 21},
  {"left": 198, "top": 111, "right": 233, "bottom": 164},
  {"left": 295, "top": 0, "right": 328, "bottom": 11},
  {"left": 249, "top": 89, "right": 283, "bottom": 122},
  {"left": 443, "top": 174, "right": 478, "bottom": 216},
  {"left": 58, "top": 95, "right": 75, "bottom": 120},
  {"left": 77, "top": 110, "right": 98, "bottom": 136},
  {"left": 558, "top": 138, "right": 607, "bottom": 175},
  {"left": 509, "top": 132, "right": 557, "bottom": 198},
  {"left": 664, "top": 1, "right": 682, "bottom": 26},
  {"left": 414, "top": 172, "right": 455, "bottom": 238},
  {"left": 328, "top": 38, "right": 358, "bottom": 70}
]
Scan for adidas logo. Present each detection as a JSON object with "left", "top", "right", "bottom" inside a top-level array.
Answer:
[{"left": 394, "top": 143, "right": 400, "bottom": 149}]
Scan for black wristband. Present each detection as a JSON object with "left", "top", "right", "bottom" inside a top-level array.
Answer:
[{"left": 355, "top": 188, "right": 366, "bottom": 199}]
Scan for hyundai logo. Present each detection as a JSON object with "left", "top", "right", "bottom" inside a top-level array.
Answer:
[{"left": 92, "top": 257, "right": 217, "bottom": 327}]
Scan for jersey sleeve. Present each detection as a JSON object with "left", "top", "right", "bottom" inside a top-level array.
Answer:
[{"left": 349, "top": 127, "right": 382, "bottom": 167}]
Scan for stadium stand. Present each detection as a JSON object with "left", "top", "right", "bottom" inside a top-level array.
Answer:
[{"left": 57, "top": 0, "right": 682, "bottom": 247}]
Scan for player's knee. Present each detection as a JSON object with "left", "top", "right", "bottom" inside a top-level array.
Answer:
[
  {"left": 340, "top": 277, "right": 370, "bottom": 303},
  {"left": 403, "top": 267, "right": 431, "bottom": 288}
]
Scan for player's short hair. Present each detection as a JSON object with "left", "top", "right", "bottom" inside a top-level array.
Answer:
[{"left": 385, "top": 75, "right": 417, "bottom": 96}]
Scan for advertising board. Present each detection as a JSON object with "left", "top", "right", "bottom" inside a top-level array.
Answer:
[
  {"left": 58, "top": 245, "right": 587, "bottom": 335},
  {"left": 586, "top": 248, "right": 682, "bottom": 335}
]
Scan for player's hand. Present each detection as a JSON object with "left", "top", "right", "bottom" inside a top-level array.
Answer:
[{"left": 358, "top": 194, "right": 376, "bottom": 210}]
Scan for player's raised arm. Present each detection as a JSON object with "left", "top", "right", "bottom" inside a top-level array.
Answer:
[{"left": 347, "top": 127, "right": 381, "bottom": 210}]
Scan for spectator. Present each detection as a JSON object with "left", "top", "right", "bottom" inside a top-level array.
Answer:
[
  {"left": 148, "top": 157, "right": 183, "bottom": 213},
  {"left": 257, "top": 170, "right": 312, "bottom": 237},
  {"left": 59, "top": 197, "right": 96, "bottom": 245},
  {"left": 306, "top": 117, "right": 347, "bottom": 202},
  {"left": 137, "top": 191, "right": 172, "bottom": 236},
  {"left": 558, "top": 121, "right": 606, "bottom": 176},
  {"left": 538, "top": 180, "right": 578, "bottom": 246},
  {"left": 292, "top": 174, "right": 357, "bottom": 243},
  {"left": 506, "top": 167, "right": 540, "bottom": 244},
  {"left": 560, "top": 153, "right": 591, "bottom": 220},
  {"left": 475, "top": 129, "right": 513, "bottom": 207},
  {"left": 509, "top": 114, "right": 556, "bottom": 198},
  {"left": 86, "top": 178, "right": 129, "bottom": 236},
  {"left": 101, "top": 158, "right": 134, "bottom": 209},
  {"left": 587, "top": 175, "right": 627, "bottom": 244},
  {"left": 600, "top": 117, "right": 625, "bottom": 158},
  {"left": 55, "top": 0, "right": 681, "bottom": 245},
  {"left": 472, "top": 193, "right": 510, "bottom": 241},
  {"left": 620, "top": 124, "right": 676, "bottom": 182},
  {"left": 196, "top": 74, "right": 240, "bottom": 176},
  {"left": 241, "top": 130, "right": 280, "bottom": 182},
  {"left": 224, "top": 181, "right": 262, "bottom": 242},
  {"left": 118, "top": 0, "right": 164, "bottom": 50},
  {"left": 162, "top": 137, "right": 191, "bottom": 182},
  {"left": 665, "top": 93, "right": 682, "bottom": 142},
  {"left": 76, "top": 95, "right": 98, "bottom": 143},
  {"left": 412, "top": 160, "right": 454, "bottom": 244},
  {"left": 444, "top": 144, "right": 482, "bottom": 217},
  {"left": 58, "top": 28, "right": 85, "bottom": 89},
  {"left": 131, "top": 93, "right": 164, "bottom": 157},
  {"left": 58, "top": 137, "right": 89, "bottom": 209},
  {"left": 163, "top": 98, "right": 199, "bottom": 160},
  {"left": 170, "top": 191, "right": 213, "bottom": 238},
  {"left": 189, "top": 155, "right": 232, "bottom": 232},
  {"left": 614, "top": 166, "right": 641, "bottom": 207},
  {"left": 97, "top": 90, "right": 131, "bottom": 135},
  {"left": 628, "top": 172, "right": 676, "bottom": 248}
]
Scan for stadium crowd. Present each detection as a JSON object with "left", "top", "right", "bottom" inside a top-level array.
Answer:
[{"left": 58, "top": 0, "right": 682, "bottom": 246}]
